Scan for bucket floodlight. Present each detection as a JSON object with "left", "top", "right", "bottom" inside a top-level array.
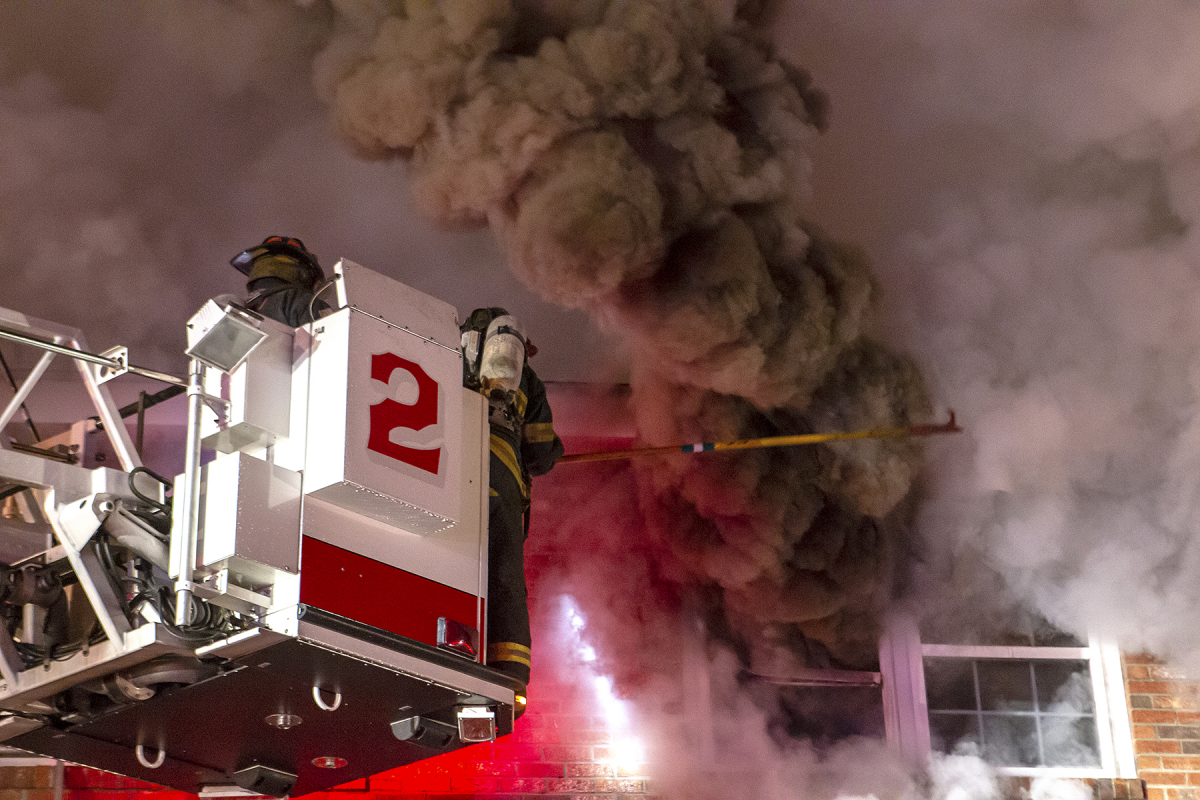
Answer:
[{"left": 185, "top": 300, "right": 268, "bottom": 374}]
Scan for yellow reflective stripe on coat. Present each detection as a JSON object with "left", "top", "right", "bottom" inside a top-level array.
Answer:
[
  {"left": 515, "top": 389, "right": 528, "bottom": 417},
  {"left": 524, "top": 422, "right": 557, "bottom": 444},
  {"left": 488, "top": 641, "right": 532, "bottom": 667},
  {"left": 490, "top": 434, "right": 527, "bottom": 497}
]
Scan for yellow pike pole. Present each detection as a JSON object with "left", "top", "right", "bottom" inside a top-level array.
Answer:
[{"left": 557, "top": 411, "right": 962, "bottom": 464}]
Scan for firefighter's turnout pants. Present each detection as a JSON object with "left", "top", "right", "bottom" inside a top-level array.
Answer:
[
  {"left": 486, "top": 427, "right": 532, "bottom": 684},
  {"left": 483, "top": 367, "right": 562, "bottom": 685}
]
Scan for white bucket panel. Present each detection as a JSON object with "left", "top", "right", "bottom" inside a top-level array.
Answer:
[{"left": 304, "top": 284, "right": 464, "bottom": 534}]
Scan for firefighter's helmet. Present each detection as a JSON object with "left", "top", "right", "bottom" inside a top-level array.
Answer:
[
  {"left": 230, "top": 236, "right": 324, "bottom": 288},
  {"left": 460, "top": 307, "right": 510, "bottom": 336}
]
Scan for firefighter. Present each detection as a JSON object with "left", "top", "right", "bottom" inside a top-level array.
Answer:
[
  {"left": 230, "top": 235, "right": 329, "bottom": 327},
  {"left": 461, "top": 308, "right": 563, "bottom": 687}
]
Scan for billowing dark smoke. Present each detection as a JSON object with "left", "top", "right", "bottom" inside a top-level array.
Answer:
[{"left": 316, "top": 0, "right": 929, "bottom": 674}]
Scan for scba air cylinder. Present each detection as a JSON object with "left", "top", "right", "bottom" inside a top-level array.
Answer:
[{"left": 480, "top": 315, "right": 525, "bottom": 393}]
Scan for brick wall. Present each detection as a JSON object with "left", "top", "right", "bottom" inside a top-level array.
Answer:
[
  {"left": 0, "top": 763, "right": 62, "bottom": 800},
  {"left": 988, "top": 777, "right": 1144, "bottom": 799},
  {"left": 358, "top": 673, "right": 655, "bottom": 798},
  {"left": 1094, "top": 779, "right": 1152, "bottom": 799},
  {"left": 1126, "top": 653, "right": 1200, "bottom": 800}
]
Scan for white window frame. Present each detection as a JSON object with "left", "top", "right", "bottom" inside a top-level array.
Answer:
[{"left": 879, "top": 614, "right": 1136, "bottom": 779}]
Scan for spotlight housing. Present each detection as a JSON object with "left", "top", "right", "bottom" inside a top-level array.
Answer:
[{"left": 185, "top": 300, "right": 267, "bottom": 374}]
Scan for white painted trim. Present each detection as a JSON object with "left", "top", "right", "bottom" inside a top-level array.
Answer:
[
  {"left": 921, "top": 644, "right": 1089, "bottom": 660},
  {"left": 0, "top": 757, "right": 59, "bottom": 767},
  {"left": 1100, "top": 642, "right": 1137, "bottom": 778},
  {"left": 993, "top": 767, "right": 1109, "bottom": 779},
  {"left": 880, "top": 614, "right": 931, "bottom": 766},
  {"left": 1087, "top": 638, "right": 1118, "bottom": 775}
]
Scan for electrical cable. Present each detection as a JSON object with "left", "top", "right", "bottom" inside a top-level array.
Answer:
[
  {"left": 1, "top": 519, "right": 251, "bottom": 671},
  {"left": 91, "top": 535, "right": 246, "bottom": 647},
  {"left": 15, "top": 623, "right": 105, "bottom": 667},
  {"left": 128, "top": 467, "right": 172, "bottom": 515},
  {"left": 307, "top": 273, "right": 341, "bottom": 324},
  {"left": 148, "top": 587, "right": 230, "bottom": 643},
  {"left": 96, "top": 537, "right": 138, "bottom": 623}
]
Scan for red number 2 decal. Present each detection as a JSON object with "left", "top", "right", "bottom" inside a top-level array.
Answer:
[{"left": 367, "top": 353, "right": 441, "bottom": 475}]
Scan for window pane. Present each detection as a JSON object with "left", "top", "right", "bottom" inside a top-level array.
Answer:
[
  {"left": 1035, "top": 661, "right": 1094, "bottom": 714},
  {"left": 977, "top": 660, "right": 1035, "bottom": 712},
  {"left": 929, "top": 712, "right": 980, "bottom": 755},
  {"left": 981, "top": 715, "right": 1040, "bottom": 767},
  {"left": 924, "top": 659, "right": 977, "bottom": 711},
  {"left": 1041, "top": 715, "right": 1101, "bottom": 767}
]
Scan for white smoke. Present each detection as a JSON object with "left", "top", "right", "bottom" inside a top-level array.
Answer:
[
  {"left": 0, "top": 2, "right": 325, "bottom": 372},
  {"left": 778, "top": 0, "right": 1200, "bottom": 668},
  {"left": 0, "top": 1, "right": 594, "bottom": 390}
]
